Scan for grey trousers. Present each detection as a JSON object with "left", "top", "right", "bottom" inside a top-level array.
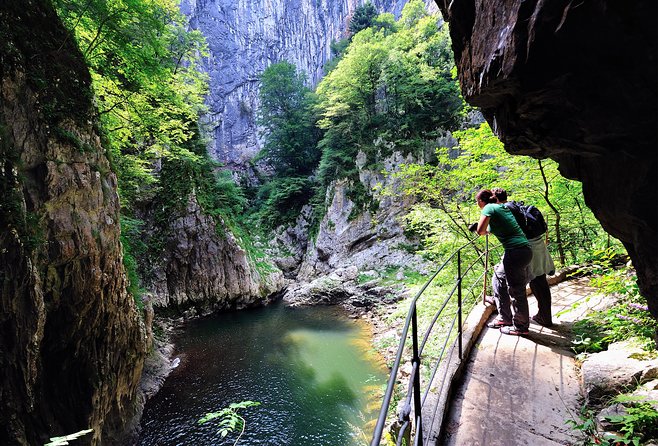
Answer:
[{"left": 492, "top": 246, "right": 533, "bottom": 330}]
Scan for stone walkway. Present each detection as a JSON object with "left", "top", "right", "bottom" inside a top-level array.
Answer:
[{"left": 439, "top": 277, "right": 609, "bottom": 446}]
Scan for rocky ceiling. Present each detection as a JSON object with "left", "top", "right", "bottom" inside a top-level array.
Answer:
[{"left": 433, "top": 0, "right": 657, "bottom": 317}]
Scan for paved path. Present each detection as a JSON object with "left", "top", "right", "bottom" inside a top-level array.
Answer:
[{"left": 439, "top": 278, "right": 608, "bottom": 446}]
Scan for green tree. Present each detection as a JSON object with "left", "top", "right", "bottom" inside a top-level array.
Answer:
[
  {"left": 323, "top": 38, "right": 351, "bottom": 74},
  {"left": 315, "top": 6, "right": 463, "bottom": 194},
  {"left": 316, "top": 27, "right": 388, "bottom": 186},
  {"left": 253, "top": 61, "right": 322, "bottom": 229},
  {"left": 257, "top": 61, "right": 321, "bottom": 176},
  {"left": 53, "top": 0, "right": 209, "bottom": 213},
  {"left": 371, "top": 13, "right": 398, "bottom": 36},
  {"left": 53, "top": 0, "right": 253, "bottom": 296},
  {"left": 154, "top": 128, "right": 245, "bottom": 225},
  {"left": 400, "top": 0, "right": 427, "bottom": 29},
  {"left": 53, "top": 0, "right": 250, "bottom": 222},
  {"left": 393, "top": 122, "right": 612, "bottom": 265},
  {"left": 254, "top": 176, "right": 315, "bottom": 229},
  {"left": 349, "top": 2, "right": 378, "bottom": 34}
]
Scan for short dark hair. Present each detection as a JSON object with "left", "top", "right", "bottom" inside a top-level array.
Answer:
[{"left": 492, "top": 187, "right": 508, "bottom": 201}]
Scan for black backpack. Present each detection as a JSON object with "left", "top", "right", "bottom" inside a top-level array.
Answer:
[{"left": 504, "top": 201, "right": 547, "bottom": 239}]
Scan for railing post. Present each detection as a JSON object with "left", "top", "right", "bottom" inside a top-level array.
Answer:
[
  {"left": 482, "top": 234, "right": 489, "bottom": 304},
  {"left": 457, "top": 250, "right": 463, "bottom": 360},
  {"left": 370, "top": 239, "right": 486, "bottom": 446},
  {"left": 411, "top": 307, "right": 423, "bottom": 445}
]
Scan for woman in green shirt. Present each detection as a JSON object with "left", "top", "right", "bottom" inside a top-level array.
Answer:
[{"left": 475, "top": 189, "right": 533, "bottom": 335}]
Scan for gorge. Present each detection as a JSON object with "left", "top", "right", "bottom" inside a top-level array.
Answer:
[
  {"left": 178, "top": 0, "right": 437, "bottom": 172},
  {"left": 0, "top": 0, "right": 656, "bottom": 445}
]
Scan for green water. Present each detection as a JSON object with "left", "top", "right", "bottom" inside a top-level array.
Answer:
[{"left": 138, "top": 303, "right": 388, "bottom": 445}]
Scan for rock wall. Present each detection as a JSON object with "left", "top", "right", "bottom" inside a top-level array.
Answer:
[
  {"left": 144, "top": 195, "right": 284, "bottom": 315},
  {"left": 297, "top": 151, "right": 431, "bottom": 279},
  {"left": 0, "top": 2, "right": 146, "bottom": 445},
  {"left": 177, "top": 0, "right": 441, "bottom": 289},
  {"left": 434, "top": 0, "right": 658, "bottom": 315},
  {"left": 180, "top": 0, "right": 437, "bottom": 171}
]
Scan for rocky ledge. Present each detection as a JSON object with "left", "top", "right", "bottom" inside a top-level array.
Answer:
[
  {"left": 580, "top": 340, "right": 658, "bottom": 441},
  {"left": 283, "top": 266, "right": 407, "bottom": 316}
]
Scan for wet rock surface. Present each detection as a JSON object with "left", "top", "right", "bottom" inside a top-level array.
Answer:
[
  {"left": 283, "top": 266, "right": 405, "bottom": 315},
  {"left": 0, "top": 2, "right": 146, "bottom": 444},
  {"left": 142, "top": 195, "right": 284, "bottom": 313}
]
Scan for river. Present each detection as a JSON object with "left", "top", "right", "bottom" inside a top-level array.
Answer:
[{"left": 137, "top": 302, "right": 388, "bottom": 445}]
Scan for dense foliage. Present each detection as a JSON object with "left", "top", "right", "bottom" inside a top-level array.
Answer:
[
  {"left": 393, "top": 122, "right": 614, "bottom": 265},
  {"left": 315, "top": 0, "right": 463, "bottom": 207},
  {"left": 253, "top": 62, "right": 321, "bottom": 229},
  {"left": 257, "top": 61, "right": 321, "bottom": 177},
  {"left": 53, "top": 0, "right": 209, "bottom": 209},
  {"left": 53, "top": 0, "right": 247, "bottom": 301},
  {"left": 570, "top": 249, "right": 657, "bottom": 354}
]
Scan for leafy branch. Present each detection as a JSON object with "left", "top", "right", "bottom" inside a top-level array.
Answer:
[{"left": 198, "top": 401, "right": 261, "bottom": 445}]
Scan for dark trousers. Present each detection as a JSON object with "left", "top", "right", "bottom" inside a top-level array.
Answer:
[
  {"left": 493, "top": 246, "right": 533, "bottom": 330},
  {"left": 529, "top": 274, "right": 552, "bottom": 324}
]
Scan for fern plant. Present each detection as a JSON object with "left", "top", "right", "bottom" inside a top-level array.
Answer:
[
  {"left": 602, "top": 396, "right": 658, "bottom": 445},
  {"left": 198, "top": 401, "right": 261, "bottom": 445},
  {"left": 565, "top": 405, "right": 602, "bottom": 445}
]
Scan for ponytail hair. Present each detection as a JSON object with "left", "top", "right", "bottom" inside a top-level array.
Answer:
[{"left": 476, "top": 189, "right": 497, "bottom": 204}]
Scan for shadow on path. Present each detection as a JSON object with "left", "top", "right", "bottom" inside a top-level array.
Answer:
[{"left": 438, "top": 278, "right": 607, "bottom": 446}]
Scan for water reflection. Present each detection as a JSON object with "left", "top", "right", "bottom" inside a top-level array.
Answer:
[{"left": 138, "top": 303, "right": 387, "bottom": 446}]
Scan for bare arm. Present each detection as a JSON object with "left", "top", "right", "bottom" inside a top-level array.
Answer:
[{"left": 476, "top": 215, "right": 490, "bottom": 235}]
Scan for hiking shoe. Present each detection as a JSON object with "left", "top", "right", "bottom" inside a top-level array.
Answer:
[
  {"left": 487, "top": 319, "right": 512, "bottom": 329},
  {"left": 531, "top": 315, "right": 553, "bottom": 327},
  {"left": 500, "top": 326, "right": 529, "bottom": 336}
]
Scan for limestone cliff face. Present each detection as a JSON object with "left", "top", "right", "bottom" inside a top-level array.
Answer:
[
  {"left": 0, "top": 2, "right": 146, "bottom": 445},
  {"left": 143, "top": 0, "right": 439, "bottom": 303},
  {"left": 144, "top": 195, "right": 284, "bottom": 314},
  {"left": 297, "top": 152, "right": 431, "bottom": 280},
  {"left": 433, "top": 0, "right": 658, "bottom": 316},
  {"left": 180, "top": 0, "right": 437, "bottom": 171}
]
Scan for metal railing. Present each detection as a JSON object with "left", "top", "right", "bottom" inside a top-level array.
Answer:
[{"left": 370, "top": 235, "right": 500, "bottom": 446}]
